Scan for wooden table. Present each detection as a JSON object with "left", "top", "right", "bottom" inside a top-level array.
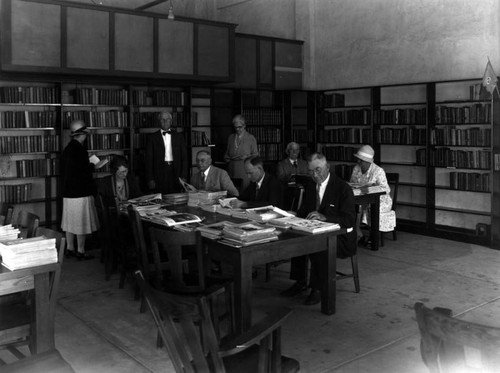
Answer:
[
  {"left": 0, "top": 262, "right": 60, "bottom": 354},
  {"left": 353, "top": 191, "right": 384, "bottom": 251}
]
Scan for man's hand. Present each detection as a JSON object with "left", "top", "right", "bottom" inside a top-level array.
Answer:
[
  {"left": 230, "top": 199, "right": 247, "bottom": 208},
  {"left": 148, "top": 180, "right": 156, "bottom": 190},
  {"left": 306, "top": 211, "right": 326, "bottom": 221}
]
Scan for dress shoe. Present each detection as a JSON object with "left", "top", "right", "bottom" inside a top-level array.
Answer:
[
  {"left": 64, "top": 249, "right": 76, "bottom": 258},
  {"left": 76, "top": 252, "right": 95, "bottom": 261},
  {"left": 304, "top": 289, "right": 321, "bottom": 306},
  {"left": 281, "top": 281, "right": 307, "bottom": 297}
]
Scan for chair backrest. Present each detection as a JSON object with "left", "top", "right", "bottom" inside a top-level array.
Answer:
[
  {"left": 386, "top": 173, "right": 399, "bottom": 211},
  {"left": 12, "top": 210, "right": 39, "bottom": 239},
  {"left": 148, "top": 227, "right": 206, "bottom": 294},
  {"left": 134, "top": 270, "right": 222, "bottom": 373},
  {"left": 1, "top": 205, "right": 14, "bottom": 225},
  {"left": 289, "top": 184, "right": 305, "bottom": 212},
  {"left": 414, "top": 302, "right": 500, "bottom": 372}
]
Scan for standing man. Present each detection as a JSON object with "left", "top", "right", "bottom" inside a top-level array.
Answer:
[
  {"left": 276, "top": 142, "right": 309, "bottom": 182},
  {"left": 281, "top": 153, "right": 357, "bottom": 305},
  {"left": 145, "top": 111, "right": 188, "bottom": 194},
  {"left": 191, "top": 150, "right": 239, "bottom": 196},
  {"left": 230, "top": 156, "right": 284, "bottom": 209}
]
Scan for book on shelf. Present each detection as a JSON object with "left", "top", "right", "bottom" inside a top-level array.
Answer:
[
  {"left": 0, "top": 236, "right": 58, "bottom": 270},
  {"left": 269, "top": 216, "right": 340, "bottom": 234},
  {"left": 149, "top": 212, "right": 203, "bottom": 227},
  {"left": 245, "top": 205, "right": 294, "bottom": 222}
]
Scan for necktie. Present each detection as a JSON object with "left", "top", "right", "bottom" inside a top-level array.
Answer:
[
  {"left": 201, "top": 173, "right": 206, "bottom": 188},
  {"left": 255, "top": 184, "right": 260, "bottom": 200},
  {"left": 293, "top": 161, "right": 298, "bottom": 174},
  {"left": 316, "top": 184, "right": 321, "bottom": 210}
]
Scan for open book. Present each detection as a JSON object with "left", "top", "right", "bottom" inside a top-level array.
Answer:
[
  {"left": 245, "top": 205, "right": 294, "bottom": 222},
  {"left": 149, "top": 212, "right": 203, "bottom": 227},
  {"left": 269, "top": 216, "right": 340, "bottom": 234},
  {"left": 89, "top": 154, "right": 108, "bottom": 170},
  {"left": 179, "top": 178, "right": 198, "bottom": 193},
  {"left": 348, "top": 183, "right": 385, "bottom": 196}
]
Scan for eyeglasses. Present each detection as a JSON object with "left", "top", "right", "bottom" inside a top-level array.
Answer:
[
  {"left": 308, "top": 167, "right": 325, "bottom": 175},
  {"left": 233, "top": 126, "right": 243, "bottom": 129}
]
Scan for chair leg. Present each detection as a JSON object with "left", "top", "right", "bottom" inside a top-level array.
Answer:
[
  {"left": 380, "top": 231, "right": 385, "bottom": 247},
  {"left": 393, "top": 230, "right": 397, "bottom": 241},
  {"left": 351, "top": 255, "right": 360, "bottom": 293},
  {"left": 265, "top": 263, "right": 271, "bottom": 282}
]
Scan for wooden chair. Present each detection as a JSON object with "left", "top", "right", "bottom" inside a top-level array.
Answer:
[
  {"left": 335, "top": 254, "right": 360, "bottom": 293},
  {"left": 11, "top": 210, "right": 39, "bottom": 239},
  {"left": 380, "top": 173, "right": 399, "bottom": 247},
  {"left": 1, "top": 349, "right": 74, "bottom": 372},
  {"left": 0, "top": 206, "right": 14, "bottom": 226},
  {"left": 414, "top": 302, "right": 500, "bottom": 373},
  {"left": 0, "top": 227, "right": 65, "bottom": 358},
  {"left": 135, "top": 270, "right": 300, "bottom": 373}
]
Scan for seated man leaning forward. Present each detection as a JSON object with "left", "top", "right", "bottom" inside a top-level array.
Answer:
[
  {"left": 190, "top": 150, "right": 239, "bottom": 197},
  {"left": 230, "top": 156, "right": 284, "bottom": 209},
  {"left": 281, "top": 152, "right": 357, "bottom": 306}
]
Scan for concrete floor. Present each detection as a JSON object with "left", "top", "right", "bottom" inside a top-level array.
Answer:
[{"left": 38, "top": 232, "right": 500, "bottom": 372}]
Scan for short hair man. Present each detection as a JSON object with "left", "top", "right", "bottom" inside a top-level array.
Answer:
[
  {"left": 276, "top": 142, "right": 309, "bottom": 182},
  {"left": 191, "top": 150, "right": 239, "bottom": 196},
  {"left": 281, "top": 153, "right": 357, "bottom": 305},
  {"left": 145, "top": 111, "right": 188, "bottom": 194},
  {"left": 230, "top": 156, "right": 284, "bottom": 209}
]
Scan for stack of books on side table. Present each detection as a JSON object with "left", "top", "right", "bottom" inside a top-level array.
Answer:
[
  {"left": 0, "top": 225, "right": 21, "bottom": 242},
  {"left": 220, "top": 222, "right": 280, "bottom": 247},
  {"left": 0, "top": 236, "right": 58, "bottom": 270},
  {"left": 269, "top": 216, "right": 341, "bottom": 234}
]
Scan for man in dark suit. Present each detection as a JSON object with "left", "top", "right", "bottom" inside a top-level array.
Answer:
[
  {"left": 145, "top": 111, "right": 188, "bottom": 194},
  {"left": 276, "top": 141, "right": 309, "bottom": 183},
  {"left": 230, "top": 156, "right": 284, "bottom": 209},
  {"left": 281, "top": 152, "right": 357, "bottom": 305}
]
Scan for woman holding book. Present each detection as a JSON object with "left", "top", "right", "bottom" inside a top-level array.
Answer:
[
  {"left": 97, "top": 155, "right": 142, "bottom": 206},
  {"left": 350, "top": 145, "right": 395, "bottom": 245}
]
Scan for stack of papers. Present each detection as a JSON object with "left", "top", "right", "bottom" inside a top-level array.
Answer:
[
  {"left": 188, "top": 191, "right": 227, "bottom": 207},
  {"left": 196, "top": 221, "right": 236, "bottom": 240},
  {"left": 128, "top": 193, "right": 162, "bottom": 203},
  {"left": 245, "top": 205, "right": 293, "bottom": 222},
  {"left": 0, "top": 236, "right": 58, "bottom": 270},
  {"left": 0, "top": 225, "right": 21, "bottom": 242},
  {"left": 147, "top": 211, "right": 203, "bottom": 227},
  {"left": 269, "top": 216, "right": 340, "bottom": 234},
  {"left": 220, "top": 222, "right": 279, "bottom": 247},
  {"left": 349, "top": 183, "right": 385, "bottom": 196},
  {"left": 162, "top": 193, "right": 189, "bottom": 205}
]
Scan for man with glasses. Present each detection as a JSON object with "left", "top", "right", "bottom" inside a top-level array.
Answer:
[
  {"left": 224, "top": 114, "right": 258, "bottom": 191},
  {"left": 281, "top": 153, "right": 357, "bottom": 305},
  {"left": 191, "top": 150, "right": 239, "bottom": 196}
]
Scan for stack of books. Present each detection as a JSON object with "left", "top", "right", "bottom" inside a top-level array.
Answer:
[
  {"left": 0, "top": 225, "right": 21, "bottom": 242},
  {"left": 269, "top": 216, "right": 340, "bottom": 234},
  {"left": 188, "top": 190, "right": 227, "bottom": 207},
  {"left": 196, "top": 221, "right": 236, "bottom": 240},
  {"left": 162, "top": 193, "right": 189, "bottom": 205},
  {"left": 349, "top": 183, "right": 385, "bottom": 196},
  {"left": 146, "top": 211, "right": 203, "bottom": 227},
  {"left": 0, "top": 236, "right": 58, "bottom": 270},
  {"left": 220, "top": 222, "right": 279, "bottom": 247},
  {"left": 245, "top": 205, "right": 293, "bottom": 222}
]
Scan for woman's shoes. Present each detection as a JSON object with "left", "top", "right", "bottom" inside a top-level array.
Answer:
[{"left": 76, "top": 252, "right": 95, "bottom": 261}]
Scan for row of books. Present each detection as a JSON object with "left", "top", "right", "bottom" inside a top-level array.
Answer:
[
  {"left": 0, "top": 183, "right": 32, "bottom": 203},
  {"left": 318, "top": 93, "right": 345, "bottom": 108},
  {"left": 257, "top": 144, "right": 283, "bottom": 161},
  {"left": 319, "top": 109, "right": 370, "bottom": 125},
  {"left": 469, "top": 83, "right": 490, "bottom": 101},
  {"left": 373, "top": 108, "right": 427, "bottom": 125},
  {"left": 249, "top": 127, "right": 282, "bottom": 143},
  {"left": 72, "top": 88, "right": 128, "bottom": 106},
  {"left": 242, "top": 109, "right": 282, "bottom": 126},
  {"left": 292, "top": 129, "right": 314, "bottom": 143},
  {"left": 318, "top": 128, "right": 371, "bottom": 144},
  {"left": 321, "top": 146, "right": 359, "bottom": 163},
  {"left": 64, "top": 111, "right": 128, "bottom": 128},
  {"left": 0, "top": 236, "right": 58, "bottom": 271},
  {"left": 86, "top": 133, "right": 130, "bottom": 151},
  {"left": 435, "top": 103, "right": 491, "bottom": 124},
  {"left": 0, "top": 86, "right": 60, "bottom": 104},
  {"left": 334, "top": 163, "right": 355, "bottom": 182},
  {"left": 428, "top": 148, "right": 491, "bottom": 169},
  {"left": 0, "top": 111, "right": 57, "bottom": 128},
  {"left": 0, "top": 135, "right": 60, "bottom": 153},
  {"left": 16, "top": 158, "right": 59, "bottom": 178},
  {"left": 374, "top": 127, "right": 426, "bottom": 145},
  {"left": 430, "top": 127, "right": 491, "bottom": 147},
  {"left": 449, "top": 171, "right": 490, "bottom": 192},
  {"left": 132, "top": 111, "right": 192, "bottom": 128},
  {"left": 131, "top": 90, "right": 186, "bottom": 106},
  {"left": 191, "top": 130, "right": 211, "bottom": 147}
]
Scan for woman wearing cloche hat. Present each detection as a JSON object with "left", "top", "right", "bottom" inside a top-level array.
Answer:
[{"left": 350, "top": 145, "right": 395, "bottom": 246}]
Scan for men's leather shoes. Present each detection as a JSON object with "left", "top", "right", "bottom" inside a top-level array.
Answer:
[
  {"left": 304, "top": 290, "right": 321, "bottom": 306},
  {"left": 281, "top": 281, "right": 307, "bottom": 297}
]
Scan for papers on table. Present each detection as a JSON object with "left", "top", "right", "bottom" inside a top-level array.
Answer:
[
  {"left": 162, "top": 193, "right": 189, "bottom": 205},
  {"left": 188, "top": 190, "right": 227, "bottom": 207},
  {"left": 128, "top": 193, "right": 162, "bottom": 204},
  {"left": 348, "top": 183, "right": 385, "bottom": 196},
  {"left": 245, "top": 205, "right": 294, "bottom": 222},
  {"left": 218, "top": 221, "right": 280, "bottom": 247},
  {"left": 269, "top": 216, "right": 340, "bottom": 234},
  {"left": 146, "top": 211, "right": 203, "bottom": 227},
  {"left": 0, "top": 236, "right": 58, "bottom": 270}
]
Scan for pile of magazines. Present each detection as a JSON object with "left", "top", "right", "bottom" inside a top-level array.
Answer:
[{"left": 219, "top": 222, "right": 280, "bottom": 248}]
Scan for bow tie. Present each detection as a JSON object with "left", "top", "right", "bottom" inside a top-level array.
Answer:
[{"left": 162, "top": 129, "right": 172, "bottom": 136}]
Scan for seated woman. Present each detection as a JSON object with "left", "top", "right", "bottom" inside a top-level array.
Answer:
[
  {"left": 350, "top": 145, "right": 395, "bottom": 245},
  {"left": 97, "top": 155, "right": 142, "bottom": 207}
]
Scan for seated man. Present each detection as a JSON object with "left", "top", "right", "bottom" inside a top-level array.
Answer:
[
  {"left": 190, "top": 150, "right": 239, "bottom": 196},
  {"left": 276, "top": 142, "right": 309, "bottom": 183},
  {"left": 282, "top": 152, "right": 357, "bottom": 305},
  {"left": 230, "top": 156, "right": 284, "bottom": 209}
]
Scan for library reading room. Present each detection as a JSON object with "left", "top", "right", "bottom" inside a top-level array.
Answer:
[{"left": 1, "top": 1, "right": 500, "bottom": 372}]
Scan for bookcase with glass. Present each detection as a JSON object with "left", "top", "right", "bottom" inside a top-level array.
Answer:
[
  {"left": 374, "top": 83, "right": 428, "bottom": 231},
  {"left": 285, "top": 90, "right": 315, "bottom": 159},
  {"left": 190, "top": 87, "right": 213, "bottom": 174},
  {"left": 0, "top": 81, "right": 61, "bottom": 226},
  {"left": 316, "top": 87, "right": 372, "bottom": 181},
  {"left": 210, "top": 88, "right": 237, "bottom": 166}
]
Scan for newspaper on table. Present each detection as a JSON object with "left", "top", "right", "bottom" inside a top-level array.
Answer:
[
  {"left": 269, "top": 216, "right": 340, "bottom": 234},
  {"left": 245, "top": 205, "right": 294, "bottom": 222}
]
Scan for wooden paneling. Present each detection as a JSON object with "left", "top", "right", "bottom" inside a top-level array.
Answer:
[
  {"left": 66, "top": 7, "right": 109, "bottom": 70},
  {"left": 158, "top": 19, "right": 193, "bottom": 75},
  {"left": 275, "top": 41, "right": 302, "bottom": 68},
  {"left": 197, "top": 24, "right": 229, "bottom": 77},
  {"left": 259, "top": 40, "right": 273, "bottom": 86},
  {"left": 11, "top": 1, "right": 60, "bottom": 67},
  {"left": 114, "top": 13, "right": 154, "bottom": 72}
]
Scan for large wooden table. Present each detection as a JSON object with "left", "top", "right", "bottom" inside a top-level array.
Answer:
[
  {"left": 0, "top": 262, "right": 60, "bottom": 354},
  {"left": 353, "top": 191, "right": 384, "bottom": 251}
]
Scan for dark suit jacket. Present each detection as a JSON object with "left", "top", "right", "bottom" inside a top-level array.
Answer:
[
  {"left": 276, "top": 158, "right": 309, "bottom": 182},
  {"left": 97, "top": 174, "right": 142, "bottom": 207},
  {"left": 238, "top": 173, "right": 284, "bottom": 209},
  {"left": 297, "top": 172, "right": 357, "bottom": 258},
  {"left": 145, "top": 130, "right": 188, "bottom": 186}
]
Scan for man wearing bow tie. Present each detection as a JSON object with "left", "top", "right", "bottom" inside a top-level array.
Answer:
[{"left": 145, "top": 111, "right": 188, "bottom": 194}]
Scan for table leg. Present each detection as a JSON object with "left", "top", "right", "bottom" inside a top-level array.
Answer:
[
  {"left": 234, "top": 254, "right": 254, "bottom": 333},
  {"left": 370, "top": 201, "right": 380, "bottom": 251},
  {"left": 32, "top": 272, "right": 54, "bottom": 354},
  {"left": 321, "top": 236, "right": 336, "bottom": 315}
]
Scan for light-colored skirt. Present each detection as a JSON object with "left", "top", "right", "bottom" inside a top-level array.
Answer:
[{"left": 61, "top": 196, "right": 100, "bottom": 235}]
